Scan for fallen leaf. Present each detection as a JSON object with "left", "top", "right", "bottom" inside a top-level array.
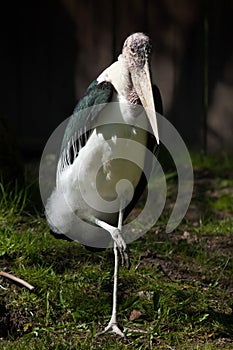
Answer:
[{"left": 129, "top": 309, "right": 142, "bottom": 321}]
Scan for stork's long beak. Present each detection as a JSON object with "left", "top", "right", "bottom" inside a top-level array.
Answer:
[{"left": 131, "top": 61, "right": 159, "bottom": 144}]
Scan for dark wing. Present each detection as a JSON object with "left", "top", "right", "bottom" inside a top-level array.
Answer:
[
  {"left": 58, "top": 80, "right": 114, "bottom": 173},
  {"left": 123, "top": 83, "right": 163, "bottom": 219},
  {"left": 50, "top": 80, "right": 113, "bottom": 247}
]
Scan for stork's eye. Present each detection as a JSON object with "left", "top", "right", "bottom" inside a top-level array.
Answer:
[{"left": 131, "top": 46, "right": 136, "bottom": 53}]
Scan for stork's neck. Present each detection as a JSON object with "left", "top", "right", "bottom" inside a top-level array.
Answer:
[{"left": 97, "top": 55, "right": 139, "bottom": 104}]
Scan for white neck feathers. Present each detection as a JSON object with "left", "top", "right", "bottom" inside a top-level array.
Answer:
[{"left": 97, "top": 56, "right": 131, "bottom": 99}]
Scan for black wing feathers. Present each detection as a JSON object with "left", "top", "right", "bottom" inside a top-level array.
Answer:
[{"left": 60, "top": 80, "right": 114, "bottom": 160}]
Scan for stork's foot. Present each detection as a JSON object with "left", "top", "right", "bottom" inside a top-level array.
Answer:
[
  {"left": 111, "top": 229, "right": 130, "bottom": 268},
  {"left": 120, "top": 247, "right": 130, "bottom": 269},
  {"left": 96, "top": 322, "right": 125, "bottom": 338}
]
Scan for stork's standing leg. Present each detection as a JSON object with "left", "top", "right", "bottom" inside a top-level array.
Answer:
[
  {"left": 96, "top": 242, "right": 125, "bottom": 337},
  {"left": 88, "top": 206, "right": 127, "bottom": 337}
]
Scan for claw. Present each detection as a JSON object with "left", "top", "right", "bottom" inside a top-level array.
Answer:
[
  {"left": 119, "top": 247, "right": 130, "bottom": 268},
  {"left": 111, "top": 229, "right": 129, "bottom": 268}
]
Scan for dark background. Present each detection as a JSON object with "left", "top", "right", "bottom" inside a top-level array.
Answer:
[{"left": 0, "top": 0, "right": 233, "bottom": 167}]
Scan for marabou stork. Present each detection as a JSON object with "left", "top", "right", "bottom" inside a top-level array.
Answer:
[{"left": 46, "top": 32, "right": 163, "bottom": 337}]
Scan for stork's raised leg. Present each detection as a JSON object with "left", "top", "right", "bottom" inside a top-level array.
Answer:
[
  {"left": 88, "top": 207, "right": 127, "bottom": 337},
  {"left": 91, "top": 216, "right": 129, "bottom": 268}
]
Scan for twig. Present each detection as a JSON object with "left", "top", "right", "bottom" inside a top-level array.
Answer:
[{"left": 0, "top": 271, "right": 35, "bottom": 291}]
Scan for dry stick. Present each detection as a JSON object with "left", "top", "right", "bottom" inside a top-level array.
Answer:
[{"left": 0, "top": 271, "right": 35, "bottom": 291}]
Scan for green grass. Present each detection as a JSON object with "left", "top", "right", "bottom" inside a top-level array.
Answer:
[{"left": 1, "top": 153, "right": 233, "bottom": 349}]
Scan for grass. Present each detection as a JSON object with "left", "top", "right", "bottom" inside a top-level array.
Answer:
[{"left": 0, "top": 153, "right": 233, "bottom": 349}]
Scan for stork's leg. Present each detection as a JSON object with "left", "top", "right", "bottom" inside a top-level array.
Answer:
[
  {"left": 88, "top": 215, "right": 129, "bottom": 268},
  {"left": 94, "top": 206, "right": 127, "bottom": 337},
  {"left": 96, "top": 241, "right": 125, "bottom": 337}
]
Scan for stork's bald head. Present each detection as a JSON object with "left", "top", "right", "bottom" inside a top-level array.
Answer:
[{"left": 122, "top": 32, "right": 152, "bottom": 70}]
